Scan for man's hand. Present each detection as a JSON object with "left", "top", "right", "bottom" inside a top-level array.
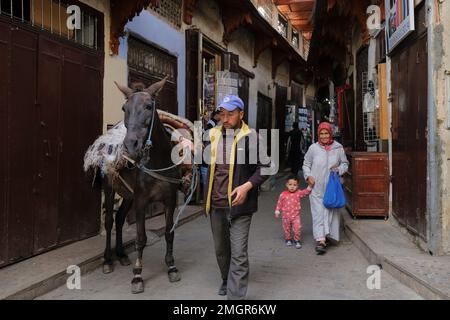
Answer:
[
  {"left": 179, "top": 137, "right": 194, "bottom": 153},
  {"left": 231, "top": 182, "right": 253, "bottom": 206},
  {"left": 275, "top": 211, "right": 281, "bottom": 219},
  {"left": 307, "top": 176, "right": 315, "bottom": 187}
]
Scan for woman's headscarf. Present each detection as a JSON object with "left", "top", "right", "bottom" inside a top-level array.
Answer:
[{"left": 317, "top": 122, "right": 334, "bottom": 151}]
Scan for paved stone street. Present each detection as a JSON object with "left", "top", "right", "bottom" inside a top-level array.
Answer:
[{"left": 38, "top": 177, "right": 421, "bottom": 300}]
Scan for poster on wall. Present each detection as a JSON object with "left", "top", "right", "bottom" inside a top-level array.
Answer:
[
  {"left": 285, "top": 105, "right": 296, "bottom": 132},
  {"left": 216, "top": 71, "right": 239, "bottom": 110},
  {"left": 385, "top": 0, "right": 415, "bottom": 53}
]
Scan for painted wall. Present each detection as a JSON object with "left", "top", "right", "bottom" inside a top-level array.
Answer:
[{"left": 121, "top": 9, "right": 186, "bottom": 118}]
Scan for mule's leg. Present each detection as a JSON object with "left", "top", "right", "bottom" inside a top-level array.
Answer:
[
  {"left": 131, "top": 198, "right": 147, "bottom": 294},
  {"left": 164, "top": 194, "right": 181, "bottom": 282},
  {"left": 115, "top": 199, "right": 133, "bottom": 266},
  {"left": 103, "top": 183, "right": 115, "bottom": 274}
]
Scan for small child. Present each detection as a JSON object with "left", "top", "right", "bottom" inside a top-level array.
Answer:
[{"left": 275, "top": 176, "right": 313, "bottom": 249}]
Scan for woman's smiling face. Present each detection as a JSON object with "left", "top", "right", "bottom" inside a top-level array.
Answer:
[{"left": 319, "top": 129, "right": 331, "bottom": 145}]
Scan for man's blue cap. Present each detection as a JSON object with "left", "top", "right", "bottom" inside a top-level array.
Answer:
[{"left": 217, "top": 95, "right": 244, "bottom": 111}]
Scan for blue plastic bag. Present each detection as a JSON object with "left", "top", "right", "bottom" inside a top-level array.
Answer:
[{"left": 323, "top": 171, "right": 346, "bottom": 209}]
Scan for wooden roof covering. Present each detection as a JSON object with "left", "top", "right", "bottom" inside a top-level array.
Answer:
[
  {"left": 306, "top": 0, "right": 378, "bottom": 85},
  {"left": 110, "top": 0, "right": 160, "bottom": 54},
  {"left": 274, "top": 0, "right": 316, "bottom": 41}
]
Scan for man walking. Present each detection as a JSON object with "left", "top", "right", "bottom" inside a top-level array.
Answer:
[
  {"left": 287, "top": 122, "right": 303, "bottom": 175},
  {"left": 204, "top": 95, "right": 270, "bottom": 300}
]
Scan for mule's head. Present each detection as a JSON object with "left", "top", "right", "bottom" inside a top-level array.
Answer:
[{"left": 115, "top": 77, "right": 167, "bottom": 161}]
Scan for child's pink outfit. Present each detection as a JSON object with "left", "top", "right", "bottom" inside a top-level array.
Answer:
[{"left": 275, "top": 187, "right": 312, "bottom": 241}]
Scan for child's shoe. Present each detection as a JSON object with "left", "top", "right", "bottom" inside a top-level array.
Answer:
[
  {"left": 294, "top": 241, "right": 302, "bottom": 249},
  {"left": 285, "top": 240, "right": 293, "bottom": 247}
]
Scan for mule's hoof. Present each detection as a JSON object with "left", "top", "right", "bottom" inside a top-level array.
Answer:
[
  {"left": 103, "top": 263, "right": 114, "bottom": 274},
  {"left": 168, "top": 271, "right": 181, "bottom": 282},
  {"left": 131, "top": 280, "right": 144, "bottom": 294},
  {"left": 118, "top": 255, "right": 131, "bottom": 266}
]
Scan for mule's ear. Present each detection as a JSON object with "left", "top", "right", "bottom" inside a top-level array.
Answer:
[
  {"left": 146, "top": 76, "right": 168, "bottom": 96},
  {"left": 114, "top": 81, "right": 133, "bottom": 99}
]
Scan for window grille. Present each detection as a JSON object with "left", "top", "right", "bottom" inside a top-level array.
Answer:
[
  {"left": 148, "top": 0, "right": 182, "bottom": 28},
  {"left": 291, "top": 29, "right": 299, "bottom": 48},
  {"left": 277, "top": 14, "right": 287, "bottom": 38},
  {"left": 128, "top": 36, "right": 176, "bottom": 83}
]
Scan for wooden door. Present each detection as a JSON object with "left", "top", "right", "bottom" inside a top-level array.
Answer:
[
  {"left": 34, "top": 36, "right": 61, "bottom": 252},
  {"left": 0, "top": 13, "right": 103, "bottom": 267},
  {"left": 185, "top": 28, "right": 200, "bottom": 122},
  {"left": 0, "top": 21, "right": 38, "bottom": 265},
  {"left": 257, "top": 92, "right": 272, "bottom": 130},
  {"left": 391, "top": 33, "right": 427, "bottom": 240},
  {"left": 257, "top": 92, "right": 273, "bottom": 154},
  {"left": 275, "top": 85, "right": 287, "bottom": 159}
]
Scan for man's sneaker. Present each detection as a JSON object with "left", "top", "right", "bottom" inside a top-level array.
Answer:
[
  {"left": 294, "top": 241, "right": 302, "bottom": 249},
  {"left": 218, "top": 280, "right": 227, "bottom": 296},
  {"left": 285, "top": 240, "right": 293, "bottom": 247}
]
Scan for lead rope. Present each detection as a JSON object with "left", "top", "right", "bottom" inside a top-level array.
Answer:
[{"left": 170, "top": 159, "right": 199, "bottom": 233}]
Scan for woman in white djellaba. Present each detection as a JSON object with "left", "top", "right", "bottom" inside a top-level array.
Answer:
[{"left": 302, "top": 122, "right": 349, "bottom": 255}]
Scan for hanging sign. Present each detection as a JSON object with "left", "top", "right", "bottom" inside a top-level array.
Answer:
[{"left": 385, "top": 0, "right": 415, "bottom": 53}]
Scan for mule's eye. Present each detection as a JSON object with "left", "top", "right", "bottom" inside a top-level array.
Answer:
[{"left": 145, "top": 103, "right": 153, "bottom": 110}]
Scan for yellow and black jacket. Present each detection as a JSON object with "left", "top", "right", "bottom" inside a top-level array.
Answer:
[{"left": 204, "top": 122, "right": 270, "bottom": 217}]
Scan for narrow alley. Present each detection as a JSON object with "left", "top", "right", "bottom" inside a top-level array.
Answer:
[{"left": 37, "top": 175, "right": 420, "bottom": 300}]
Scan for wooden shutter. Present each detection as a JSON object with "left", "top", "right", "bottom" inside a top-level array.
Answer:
[{"left": 185, "top": 28, "right": 201, "bottom": 122}]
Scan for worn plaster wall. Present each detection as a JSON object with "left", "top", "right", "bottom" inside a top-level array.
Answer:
[{"left": 431, "top": 0, "right": 450, "bottom": 255}]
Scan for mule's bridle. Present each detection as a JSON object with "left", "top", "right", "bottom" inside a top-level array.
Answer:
[
  {"left": 123, "top": 94, "right": 186, "bottom": 184},
  {"left": 143, "top": 99, "right": 156, "bottom": 150},
  {"left": 120, "top": 91, "right": 199, "bottom": 233}
]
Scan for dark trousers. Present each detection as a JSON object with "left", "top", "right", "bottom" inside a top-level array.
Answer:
[{"left": 210, "top": 208, "right": 252, "bottom": 300}]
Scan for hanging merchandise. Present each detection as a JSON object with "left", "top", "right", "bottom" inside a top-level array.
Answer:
[
  {"left": 362, "top": 72, "right": 380, "bottom": 145},
  {"left": 363, "top": 91, "right": 376, "bottom": 113}
]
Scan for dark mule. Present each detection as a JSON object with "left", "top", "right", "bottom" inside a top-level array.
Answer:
[{"left": 101, "top": 78, "right": 182, "bottom": 293}]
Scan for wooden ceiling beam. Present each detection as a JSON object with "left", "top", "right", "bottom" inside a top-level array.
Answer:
[{"left": 274, "top": 0, "right": 315, "bottom": 6}]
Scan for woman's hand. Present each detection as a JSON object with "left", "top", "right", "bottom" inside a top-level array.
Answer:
[
  {"left": 330, "top": 163, "right": 340, "bottom": 173},
  {"left": 307, "top": 176, "right": 315, "bottom": 187}
]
